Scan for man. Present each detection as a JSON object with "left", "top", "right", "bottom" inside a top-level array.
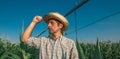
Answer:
[{"left": 22, "top": 12, "right": 78, "bottom": 59}]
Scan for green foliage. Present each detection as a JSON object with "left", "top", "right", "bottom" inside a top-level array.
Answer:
[
  {"left": 76, "top": 38, "right": 120, "bottom": 59},
  {"left": 0, "top": 36, "right": 120, "bottom": 59},
  {"left": 76, "top": 39, "right": 85, "bottom": 59}
]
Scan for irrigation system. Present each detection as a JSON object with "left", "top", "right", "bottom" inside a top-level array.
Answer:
[{"left": 37, "top": 0, "right": 89, "bottom": 37}]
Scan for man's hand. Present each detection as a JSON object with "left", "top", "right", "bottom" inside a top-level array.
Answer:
[
  {"left": 22, "top": 16, "right": 43, "bottom": 42},
  {"left": 32, "top": 16, "right": 43, "bottom": 24}
]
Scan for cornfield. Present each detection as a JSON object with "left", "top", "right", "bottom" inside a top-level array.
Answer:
[
  {"left": 0, "top": 23, "right": 120, "bottom": 59},
  {"left": 0, "top": 35, "right": 120, "bottom": 59}
]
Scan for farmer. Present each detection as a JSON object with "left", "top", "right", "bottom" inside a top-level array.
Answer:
[{"left": 22, "top": 12, "right": 78, "bottom": 59}]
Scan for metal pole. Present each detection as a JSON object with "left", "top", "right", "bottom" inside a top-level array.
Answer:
[
  {"left": 74, "top": 3, "right": 78, "bottom": 40},
  {"left": 74, "top": 9, "right": 78, "bottom": 40}
]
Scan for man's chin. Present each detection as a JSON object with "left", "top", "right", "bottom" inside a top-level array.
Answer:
[{"left": 49, "top": 30, "right": 54, "bottom": 34}]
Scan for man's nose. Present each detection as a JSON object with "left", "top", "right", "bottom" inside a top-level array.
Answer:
[{"left": 48, "top": 23, "right": 51, "bottom": 27}]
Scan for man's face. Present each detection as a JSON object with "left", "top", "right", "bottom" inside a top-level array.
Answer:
[{"left": 47, "top": 19, "right": 63, "bottom": 34}]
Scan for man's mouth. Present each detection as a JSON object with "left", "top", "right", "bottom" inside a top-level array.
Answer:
[{"left": 48, "top": 28, "right": 52, "bottom": 31}]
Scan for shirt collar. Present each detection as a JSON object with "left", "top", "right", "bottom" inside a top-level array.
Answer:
[{"left": 49, "top": 35, "right": 63, "bottom": 41}]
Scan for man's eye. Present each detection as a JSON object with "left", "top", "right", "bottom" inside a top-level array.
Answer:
[
  {"left": 47, "top": 21, "right": 51, "bottom": 24},
  {"left": 51, "top": 22, "right": 53, "bottom": 24}
]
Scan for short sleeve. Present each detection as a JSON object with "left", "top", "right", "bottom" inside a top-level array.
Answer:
[{"left": 25, "top": 37, "right": 42, "bottom": 49}]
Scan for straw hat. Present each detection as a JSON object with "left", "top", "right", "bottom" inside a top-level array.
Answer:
[{"left": 43, "top": 12, "right": 69, "bottom": 31}]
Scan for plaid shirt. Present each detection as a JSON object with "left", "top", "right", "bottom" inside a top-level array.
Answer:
[{"left": 25, "top": 35, "right": 78, "bottom": 59}]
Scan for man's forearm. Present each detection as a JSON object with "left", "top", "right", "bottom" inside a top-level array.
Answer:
[
  {"left": 22, "top": 22, "right": 37, "bottom": 42},
  {"left": 22, "top": 16, "right": 43, "bottom": 42}
]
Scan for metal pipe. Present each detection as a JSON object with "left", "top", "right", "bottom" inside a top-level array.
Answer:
[{"left": 64, "top": 0, "right": 88, "bottom": 17}]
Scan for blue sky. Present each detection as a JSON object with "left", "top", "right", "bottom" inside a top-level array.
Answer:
[{"left": 0, "top": 0, "right": 120, "bottom": 43}]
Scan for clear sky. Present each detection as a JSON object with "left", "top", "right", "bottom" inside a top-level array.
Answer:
[{"left": 0, "top": 0, "right": 120, "bottom": 43}]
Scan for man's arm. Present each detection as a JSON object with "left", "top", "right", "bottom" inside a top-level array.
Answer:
[{"left": 22, "top": 16, "right": 43, "bottom": 42}]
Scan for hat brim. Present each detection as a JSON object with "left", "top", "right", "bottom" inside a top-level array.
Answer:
[{"left": 43, "top": 12, "right": 69, "bottom": 31}]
